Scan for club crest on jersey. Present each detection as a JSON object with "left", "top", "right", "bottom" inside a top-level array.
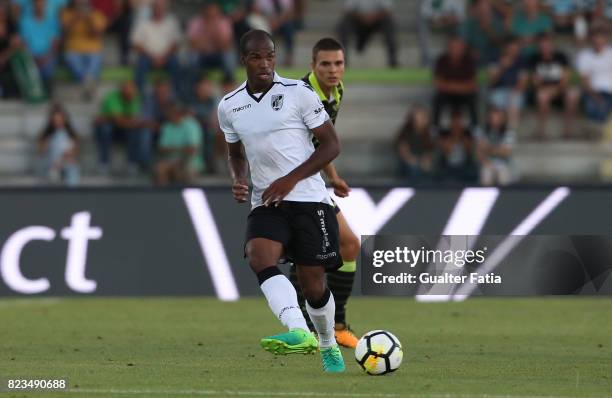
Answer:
[{"left": 271, "top": 94, "right": 284, "bottom": 111}]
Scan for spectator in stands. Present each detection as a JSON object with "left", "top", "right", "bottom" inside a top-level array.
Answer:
[
  {"left": 395, "top": 104, "right": 434, "bottom": 183},
  {"left": 591, "top": 0, "right": 612, "bottom": 30},
  {"left": 544, "top": 0, "right": 581, "bottom": 34},
  {"left": 510, "top": 0, "right": 553, "bottom": 56},
  {"left": 189, "top": 75, "right": 219, "bottom": 174},
  {"left": 460, "top": 0, "right": 507, "bottom": 67},
  {"left": 418, "top": 0, "right": 466, "bottom": 66},
  {"left": 487, "top": 37, "right": 529, "bottom": 130},
  {"left": 142, "top": 78, "right": 174, "bottom": 147},
  {"left": 252, "top": 0, "right": 297, "bottom": 66},
  {"left": 187, "top": 2, "right": 235, "bottom": 82},
  {"left": 130, "top": 0, "right": 181, "bottom": 93},
  {"left": 19, "top": 0, "right": 60, "bottom": 93},
  {"left": 155, "top": 103, "right": 203, "bottom": 186},
  {"left": 61, "top": 0, "right": 107, "bottom": 99},
  {"left": 477, "top": 106, "right": 516, "bottom": 186},
  {"left": 93, "top": 0, "right": 129, "bottom": 66},
  {"left": 576, "top": 27, "right": 612, "bottom": 123},
  {"left": 337, "top": 0, "right": 398, "bottom": 68},
  {"left": 37, "top": 103, "right": 80, "bottom": 185},
  {"left": 12, "top": 0, "right": 66, "bottom": 24},
  {"left": 94, "top": 80, "right": 151, "bottom": 175},
  {"left": 0, "top": 4, "right": 19, "bottom": 98},
  {"left": 432, "top": 36, "right": 478, "bottom": 130},
  {"left": 217, "top": 0, "right": 250, "bottom": 51},
  {"left": 529, "top": 33, "right": 580, "bottom": 139},
  {"left": 434, "top": 107, "right": 478, "bottom": 183}
]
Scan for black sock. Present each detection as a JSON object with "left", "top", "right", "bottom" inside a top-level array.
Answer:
[
  {"left": 306, "top": 287, "right": 331, "bottom": 309},
  {"left": 256, "top": 266, "right": 282, "bottom": 286},
  {"left": 326, "top": 269, "right": 355, "bottom": 325}
]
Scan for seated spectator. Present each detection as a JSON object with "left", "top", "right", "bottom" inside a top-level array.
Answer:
[
  {"left": 92, "top": 0, "right": 129, "bottom": 66},
  {"left": 544, "top": 0, "right": 580, "bottom": 33},
  {"left": 190, "top": 75, "right": 219, "bottom": 173},
  {"left": 434, "top": 108, "right": 478, "bottom": 183},
  {"left": 130, "top": 0, "right": 181, "bottom": 93},
  {"left": 19, "top": 0, "right": 60, "bottom": 93},
  {"left": 94, "top": 80, "right": 151, "bottom": 175},
  {"left": 477, "top": 107, "right": 516, "bottom": 186},
  {"left": 418, "top": 0, "right": 466, "bottom": 66},
  {"left": 187, "top": 2, "right": 235, "bottom": 82},
  {"left": 217, "top": 0, "right": 250, "bottom": 51},
  {"left": 12, "top": 0, "right": 67, "bottom": 24},
  {"left": 488, "top": 37, "right": 529, "bottom": 129},
  {"left": 395, "top": 105, "right": 434, "bottom": 183},
  {"left": 576, "top": 27, "right": 612, "bottom": 123},
  {"left": 253, "top": 0, "right": 297, "bottom": 66},
  {"left": 0, "top": 5, "right": 19, "bottom": 98},
  {"left": 337, "top": 0, "right": 398, "bottom": 68},
  {"left": 61, "top": 0, "right": 107, "bottom": 99},
  {"left": 155, "top": 103, "right": 203, "bottom": 186},
  {"left": 461, "top": 0, "right": 508, "bottom": 67},
  {"left": 529, "top": 33, "right": 580, "bottom": 139},
  {"left": 142, "top": 78, "right": 175, "bottom": 146},
  {"left": 591, "top": 0, "right": 612, "bottom": 31},
  {"left": 510, "top": 0, "right": 553, "bottom": 56},
  {"left": 36, "top": 104, "right": 80, "bottom": 186},
  {"left": 432, "top": 36, "right": 478, "bottom": 130}
]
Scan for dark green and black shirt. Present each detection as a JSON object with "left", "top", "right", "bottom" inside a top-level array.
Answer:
[{"left": 301, "top": 72, "right": 344, "bottom": 126}]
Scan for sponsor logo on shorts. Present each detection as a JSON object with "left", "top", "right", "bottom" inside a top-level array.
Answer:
[
  {"left": 316, "top": 252, "right": 337, "bottom": 260},
  {"left": 317, "top": 209, "right": 331, "bottom": 253}
]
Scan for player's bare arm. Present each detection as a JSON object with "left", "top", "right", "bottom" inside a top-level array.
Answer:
[
  {"left": 322, "top": 162, "right": 350, "bottom": 198},
  {"left": 262, "top": 120, "right": 340, "bottom": 206},
  {"left": 227, "top": 141, "right": 249, "bottom": 203}
]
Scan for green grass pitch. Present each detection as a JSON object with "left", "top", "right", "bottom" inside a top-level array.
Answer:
[{"left": 1, "top": 297, "right": 610, "bottom": 398}]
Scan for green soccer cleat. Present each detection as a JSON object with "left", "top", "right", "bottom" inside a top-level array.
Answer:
[
  {"left": 260, "top": 328, "right": 318, "bottom": 355},
  {"left": 320, "top": 345, "right": 346, "bottom": 373}
]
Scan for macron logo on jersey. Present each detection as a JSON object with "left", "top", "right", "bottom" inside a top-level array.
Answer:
[{"left": 232, "top": 104, "right": 251, "bottom": 113}]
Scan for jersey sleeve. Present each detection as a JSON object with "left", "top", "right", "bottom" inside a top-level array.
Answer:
[
  {"left": 298, "top": 82, "right": 329, "bottom": 130},
  {"left": 217, "top": 100, "right": 240, "bottom": 143}
]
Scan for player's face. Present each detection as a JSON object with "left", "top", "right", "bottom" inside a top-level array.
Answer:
[
  {"left": 243, "top": 40, "right": 275, "bottom": 86},
  {"left": 312, "top": 50, "right": 345, "bottom": 89}
]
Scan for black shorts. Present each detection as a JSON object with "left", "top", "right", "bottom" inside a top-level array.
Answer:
[
  {"left": 330, "top": 197, "right": 341, "bottom": 215},
  {"left": 245, "top": 201, "right": 343, "bottom": 271}
]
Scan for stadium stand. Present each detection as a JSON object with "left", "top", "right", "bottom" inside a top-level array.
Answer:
[{"left": 0, "top": 0, "right": 611, "bottom": 185}]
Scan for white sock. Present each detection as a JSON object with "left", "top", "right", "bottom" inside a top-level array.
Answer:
[
  {"left": 306, "top": 292, "right": 337, "bottom": 348},
  {"left": 260, "top": 275, "right": 309, "bottom": 331}
]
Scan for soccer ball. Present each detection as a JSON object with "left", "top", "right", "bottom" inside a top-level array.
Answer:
[{"left": 354, "top": 330, "right": 403, "bottom": 375}]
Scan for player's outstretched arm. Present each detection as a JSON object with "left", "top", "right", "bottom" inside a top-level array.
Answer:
[
  {"left": 227, "top": 141, "right": 249, "bottom": 203},
  {"left": 262, "top": 120, "right": 340, "bottom": 206}
]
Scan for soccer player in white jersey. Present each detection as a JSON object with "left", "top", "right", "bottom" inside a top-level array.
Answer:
[{"left": 217, "top": 30, "right": 346, "bottom": 373}]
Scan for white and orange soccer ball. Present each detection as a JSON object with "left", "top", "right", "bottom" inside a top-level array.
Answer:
[{"left": 354, "top": 330, "right": 403, "bottom": 375}]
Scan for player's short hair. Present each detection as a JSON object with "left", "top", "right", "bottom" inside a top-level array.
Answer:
[
  {"left": 239, "top": 30, "right": 275, "bottom": 56},
  {"left": 312, "top": 37, "right": 344, "bottom": 61}
]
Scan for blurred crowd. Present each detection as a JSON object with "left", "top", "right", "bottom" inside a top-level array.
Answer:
[
  {"left": 0, "top": 0, "right": 309, "bottom": 186},
  {"left": 0, "top": 0, "right": 611, "bottom": 187},
  {"left": 396, "top": 0, "right": 612, "bottom": 186}
]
